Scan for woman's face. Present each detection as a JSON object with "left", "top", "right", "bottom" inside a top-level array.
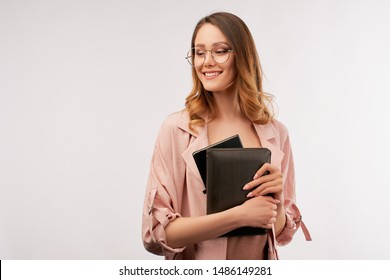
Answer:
[{"left": 194, "top": 24, "right": 237, "bottom": 93}]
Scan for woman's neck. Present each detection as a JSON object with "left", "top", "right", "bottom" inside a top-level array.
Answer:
[{"left": 212, "top": 89, "right": 242, "bottom": 121}]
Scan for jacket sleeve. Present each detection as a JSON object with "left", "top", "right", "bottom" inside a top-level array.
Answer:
[
  {"left": 142, "top": 119, "right": 187, "bottom": 258},
  {"left": 276, "top": 127, "right": 311, "bottom": 245}
]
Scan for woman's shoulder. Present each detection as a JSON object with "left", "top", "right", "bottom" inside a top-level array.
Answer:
[
  {"left": 257, "top": 117, "right": 289, "bottom": 138},
  {"left": 159, "top": 109, "right": 189, "bottom": 131},
  {"left": 270, "top": 118, "right": 289, "bottom": 135},
  {"left": 258, "top": 118, "right": 292, "bottom": 151},
  {"left": 163, "top": 109, "right": 189, "bottom": 125},
  {"left": 157, "top": 109, "right": 193, "bottom": 138},
  {"left": 154, "top": 110, "right": 194, "bottom": 152}
]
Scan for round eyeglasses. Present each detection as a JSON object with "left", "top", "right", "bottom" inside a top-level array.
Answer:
[{"left": 185, "top": 45, "right": 234, "bottom": 67}]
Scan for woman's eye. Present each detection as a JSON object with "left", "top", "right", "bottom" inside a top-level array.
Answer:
[
  {"left": 195, "top": 50, "right": 206, "bottom": 56},
  {"left": 214, "top": 49, "right": 229, "bottom": 55}
]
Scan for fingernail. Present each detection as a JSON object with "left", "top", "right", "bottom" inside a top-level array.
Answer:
[
  {"left": 275, "top": 199, "right": 281, "bottom": 204},
  {"left": 243, "top": 184, "right": 249, "bottom": 190},
  {"left": 247, "top": 192, "right": 253, "bottom": 198},
  {"left": 253, "top": 173, "right": 259, "bottom": 180}
]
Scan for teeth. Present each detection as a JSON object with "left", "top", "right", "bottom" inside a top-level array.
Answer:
[{"left": 205, "top": 72, "right": 219, "bottom": 77}]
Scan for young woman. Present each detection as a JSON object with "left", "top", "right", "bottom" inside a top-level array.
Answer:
[{"left": 142, "top": 12, "right": 311, "bottom": 260}]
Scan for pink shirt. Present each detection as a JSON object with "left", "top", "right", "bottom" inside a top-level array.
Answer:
[{"left": 142, "top": 110, "right": 311, "bottom": 259}]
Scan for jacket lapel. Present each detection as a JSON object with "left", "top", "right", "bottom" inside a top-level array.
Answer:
[
  {"left": 253, "top": 122, "right": 285, "bottom": 168},
  {"left": 177, "top": 113, "right": 209, "bottom": 188}
]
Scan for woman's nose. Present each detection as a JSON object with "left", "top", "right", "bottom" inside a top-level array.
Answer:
[{"left": 203, "top": 50, "right": 215, "bottom": 66}]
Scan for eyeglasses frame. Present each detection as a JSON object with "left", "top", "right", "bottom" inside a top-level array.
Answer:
[{"left": 185, "top": 47, "right": 234, "bottom": 67}]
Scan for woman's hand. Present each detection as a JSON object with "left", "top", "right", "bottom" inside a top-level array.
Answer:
[
  {"left": 237, "top": 195, "right": 279, "bottom": 229},
  {"left": 242, "top": 163, "right": 284, "bottom": 202},
  {"left": 242, "top": 163, "right": 287, "bottom": 234}
]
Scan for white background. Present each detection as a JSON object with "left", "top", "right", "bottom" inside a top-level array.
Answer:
[{"left": 1, "top": 0, "right": 389, "bottom": 260}]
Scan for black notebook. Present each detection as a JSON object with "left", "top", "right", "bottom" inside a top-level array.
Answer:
[
  {"left": 192, "top": 135, "right": 243, "bottom": 188},
  {"left": 206, "top": 148, "right": 272, "bottom": 237}
]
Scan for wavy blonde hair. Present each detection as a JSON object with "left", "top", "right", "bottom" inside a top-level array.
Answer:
[{"left": 185, "top": 12, "right": 273, "bottom": 132}]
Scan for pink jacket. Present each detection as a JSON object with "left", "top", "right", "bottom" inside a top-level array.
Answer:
[{"left": 142, "top": 110, "right": 311, "bottom": 259}]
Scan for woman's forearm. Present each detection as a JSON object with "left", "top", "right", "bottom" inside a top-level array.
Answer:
[
  {"left": 166, "top": 195, "right": 280, "bottom": 248},
  {"left": 274, "top": 206, "right": 286, "bottom": 236},
  {"left": 165, "top": 206, "right": 242, "bottom": 248}
]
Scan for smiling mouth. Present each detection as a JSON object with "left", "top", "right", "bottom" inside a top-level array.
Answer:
[{"left": 203, "top": 71, "right": 222, "bottom": 79}]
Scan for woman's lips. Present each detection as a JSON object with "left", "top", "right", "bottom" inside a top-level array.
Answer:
[{"left": 203, "top": 71, "right": 222, "bottom": 79}]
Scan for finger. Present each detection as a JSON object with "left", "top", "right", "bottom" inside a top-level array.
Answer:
[
  {"left": 257, "top": 186, "right": 282, "bottom": 197},
  {"left": 252, "top": 163, "right": 269, "bottom": 180},
  {"left": 265, "top": 218, "right": 277, "bottom": 228},
  {"left": 251, "top": 171, "right": 282, "bottom": 188},
  {"left": 243, "top": 171, "right": 282, "bottom": 190},
  {"left": 253, "top": 173, "right": 282, "bottom": 189},
  {"left": 247, "top": 187, "right": 279, "bottom": 198},
  {"left": 251, "top": 195, "right": 280, "bottom": 205},
  {"left": 246, "top": 181, "right": 283, "bottom": 197},
  {"left": 253, "top": 163, "right": 278, "bottom": 180},
  {"left": 254, "top": 180, "right": 283, "bottom": 195},
  {"left": 251, "top": 177, "right": 283, "bottom": 192},
  {"left": 243, "top": 174, "right": 272, "bottom": 190},
  {"left": 262, "top": 217, "right": 276, "bottom": 229},
  {"left": 265, "top": 223, "right": 273, "bottom": 229}
]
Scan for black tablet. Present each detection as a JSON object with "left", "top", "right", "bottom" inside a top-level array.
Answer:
[{"left": 192, "top": 134, "right": 243, "bottom": 188}]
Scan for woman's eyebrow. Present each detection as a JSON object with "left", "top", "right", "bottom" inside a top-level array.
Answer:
[{"left": 195, "top": 42, "right": 229, "bottom": 47}]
